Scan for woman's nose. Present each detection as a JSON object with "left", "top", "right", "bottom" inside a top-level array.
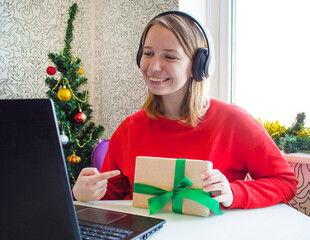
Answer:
[{"left": 148, "top": 56, "right": 162, "bottom": 72}]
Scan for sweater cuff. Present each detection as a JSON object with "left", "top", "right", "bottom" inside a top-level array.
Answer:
[{"left": 225, "top": 182, "right": 246, "bottom": 209}]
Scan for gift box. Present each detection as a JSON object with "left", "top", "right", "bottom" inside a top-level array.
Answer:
[{"left": 132, "top": 156, "right": 222, "bottom": 217}]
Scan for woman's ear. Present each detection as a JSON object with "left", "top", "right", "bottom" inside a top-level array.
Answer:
[{"left": 189, "top": 73, "right": 194, "bottom": 81}]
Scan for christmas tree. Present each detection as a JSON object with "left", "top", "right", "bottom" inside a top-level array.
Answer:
[{"left": 45, "top": 3, "right": 104, "bottom": 187}]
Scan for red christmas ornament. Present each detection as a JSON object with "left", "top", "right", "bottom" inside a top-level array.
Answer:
[
  {"left": 46, "top": 66, "right": 56, "bottom": 75},
  {"left": 74, "top": 112, "right": 87, "bottom": 124}
]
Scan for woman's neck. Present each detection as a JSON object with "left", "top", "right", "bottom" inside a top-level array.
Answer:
[
  {"left": 159, "top": 78, "right": 191, "bottom": 120},
  {"left": 161, "top": 91, "right": 188, "bottom": 120},
  {"left": 162, "top": 101, "right": 182, "bottom": 120}
]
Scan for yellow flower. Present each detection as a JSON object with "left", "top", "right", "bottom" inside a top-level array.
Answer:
[
  {"left": 257, "top": 118, "right": 286, "bottom": 139},
  {"left": 296, "top": 127, "right": 310, "bottom": 138}
]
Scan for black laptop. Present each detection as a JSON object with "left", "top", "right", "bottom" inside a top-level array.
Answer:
[{"left": 0, "top": 99, "right": 165, "bottom": 240}]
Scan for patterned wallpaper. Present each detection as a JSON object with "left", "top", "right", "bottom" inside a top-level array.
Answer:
[
  {"left": 288, "top": 162, "right": 310, "bottom": 216},
  {"left": 94, "top": 0, "right": 178, "bottom": 139},
  {"left": 0, "top": 0, "right": 178, "bottom": 140},
  {"left": 0, "top": 0, "right": 92, "bottom": 99}
]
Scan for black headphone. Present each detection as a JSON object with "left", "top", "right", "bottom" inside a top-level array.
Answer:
[{"left": 136, "top": 11, "right": 215, "bottom": 82}]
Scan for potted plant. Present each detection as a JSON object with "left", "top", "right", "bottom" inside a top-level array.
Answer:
[{"left": 258, "top": 112, "right": 310, "bottom": 154}]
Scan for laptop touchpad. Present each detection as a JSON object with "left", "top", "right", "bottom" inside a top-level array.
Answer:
[{"left": 77, "top": 208, "right": 127, "bottom": 224}]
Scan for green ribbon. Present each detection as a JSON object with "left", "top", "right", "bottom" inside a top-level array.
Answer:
[{"left": 133, "top": 159, "right": 223, "bottom": 215}]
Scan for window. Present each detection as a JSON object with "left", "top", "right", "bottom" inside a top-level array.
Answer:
[{"left": 232, "top": 0, "right": 310, "bottom": 126}]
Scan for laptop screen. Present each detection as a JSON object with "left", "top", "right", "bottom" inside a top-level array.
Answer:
[
  {"left": 0, "top": 99, "right": 81, "bottom": 240},
  {"left": 0, "top": 99, "right": 165, "bottom": 240}
]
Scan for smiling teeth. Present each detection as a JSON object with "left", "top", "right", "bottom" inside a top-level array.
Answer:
[{"left": 149, "top": 77, "right": 168, "bottom": 82}]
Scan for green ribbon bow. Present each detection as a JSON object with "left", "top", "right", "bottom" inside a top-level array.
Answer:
[{"left": 133, "top": 159, "right": 223, "bottom": 215}]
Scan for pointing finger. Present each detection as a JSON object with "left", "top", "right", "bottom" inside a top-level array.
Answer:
[
  {"left": 99, "top": 170, "right": 121, "bottom": 180},
  {"left": 80, "top": 167, "right": 100, "bottom": 176}
]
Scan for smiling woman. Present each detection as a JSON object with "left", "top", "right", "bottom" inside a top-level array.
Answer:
[
  {"left": 137, "top": 12, "right": 211, "bottom": 126},
  {"left": 72, "top": 11, "right": 297, "bottom": 214},
  {"left": 140, "top": 25, "right": 192, "bottom": 107}
]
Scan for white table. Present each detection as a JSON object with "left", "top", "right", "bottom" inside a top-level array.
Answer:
[{"left": 75, "top": 200, "right": 310, "bottom": 240}]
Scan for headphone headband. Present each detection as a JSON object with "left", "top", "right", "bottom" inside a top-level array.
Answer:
[
  {"left": 153, "top": 11, "right": 212, "bottom": 50},
  {"left": 136, "top": 11, "right": 215, "bottom": 81}
]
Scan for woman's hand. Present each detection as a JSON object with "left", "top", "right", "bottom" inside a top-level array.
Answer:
[
  {"left": 72, "top": 168, "right": 120, "bottom": 201},
  {"left": 201, "top": 169, "right": 233, "bottom": 208}
]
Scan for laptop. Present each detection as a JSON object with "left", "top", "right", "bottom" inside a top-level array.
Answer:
[{"left": 0, "top": 99, "right": 165, "bottom": 240}]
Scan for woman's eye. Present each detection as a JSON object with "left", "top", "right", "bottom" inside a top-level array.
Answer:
[
  {"left": 143, "top": 52, "right": 153, "bottom": 57},
  {"left": 166, "top": 56, "right": 177, "bottom": 60}
]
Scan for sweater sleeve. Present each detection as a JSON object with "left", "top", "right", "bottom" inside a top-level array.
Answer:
[
  {"left": 227, "top": 115, "right": 298, "bottom": 209},
  {"left": 100, "top": 149, "right": 131, "bottom": 200}
]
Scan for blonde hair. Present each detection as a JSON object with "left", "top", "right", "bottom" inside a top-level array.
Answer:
[{"left": 141, "top": 14, "right": 211, "bottom": 127}]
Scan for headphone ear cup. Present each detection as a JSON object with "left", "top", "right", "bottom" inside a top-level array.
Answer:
[
  {"left": 192, "top": 48, "right": 209, "bottom": 82},
  {"left": 136, "top": 45, "right": 143, "bottom": 68}
]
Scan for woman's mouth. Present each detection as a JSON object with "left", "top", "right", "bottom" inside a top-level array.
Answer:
[{"left": 149, "top": 77, "right": 169, "bottom": 83}]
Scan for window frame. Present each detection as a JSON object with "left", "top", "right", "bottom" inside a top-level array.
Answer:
[
  {"left": 179, "top": 0, "right": 233, "bottom": 102},
  {"left": 205, "top": 0, "right": 233, "bottom": 103}
]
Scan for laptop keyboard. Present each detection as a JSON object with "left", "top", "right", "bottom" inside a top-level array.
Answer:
[{"left": 79, "top": 224, "right": 134, "bottom": 240}]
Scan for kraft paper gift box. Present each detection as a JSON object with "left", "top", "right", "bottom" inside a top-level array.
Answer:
[{"left": 132, "top": 156, "right": 222, "bottom": 217}]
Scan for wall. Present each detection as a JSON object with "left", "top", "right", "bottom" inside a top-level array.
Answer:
[
  {"left": 0, "top": 0, "right": 178, "bottom": 139},
  {"left": 284, "top": 154, "right": 310, "bottom": 216},
  {"left": 94, "top": 0, "right": 178, "bottom": 139},
  {"left": 0, "top": 0, "right": 92, "bottom": 99},
  {"left": 288, "top": 162, "right": 310, "bottom": 216}
]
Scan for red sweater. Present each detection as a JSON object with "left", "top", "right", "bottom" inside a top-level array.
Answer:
[{"left": 101, "top": 98, "right": 298, "bottom": 209}]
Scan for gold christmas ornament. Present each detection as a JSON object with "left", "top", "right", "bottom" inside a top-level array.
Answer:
[
  {"left": 57, "top": 86, "right": 72, "bottom": 102},
  {"left": 66, "top": 152, "right": 81, "bottom": 164},
  {"left": 78, "top": 67, "right": 84, "bottom": 75}
]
